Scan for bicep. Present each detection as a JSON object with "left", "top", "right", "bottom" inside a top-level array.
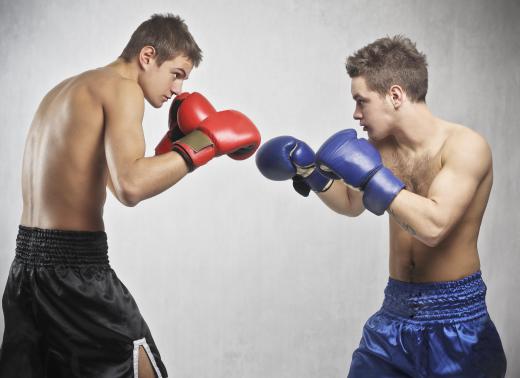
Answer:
[
  {"left": 103, "top": 82, "right": 145, "bottom": 180},
  {"left": 427, "top": 138, "right": 491, "bottom": 229}
]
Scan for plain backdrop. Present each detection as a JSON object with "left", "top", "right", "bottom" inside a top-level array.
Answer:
[{"left": 1, "top": 0, "right": 519, "bottom": 377}]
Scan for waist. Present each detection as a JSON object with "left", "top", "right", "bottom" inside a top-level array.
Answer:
[
  {"left": 15, "top": 225, "right": 109, "bottom": 267},
  {"left": 381, "top": 271, "right": 488, "bottom": 324}
]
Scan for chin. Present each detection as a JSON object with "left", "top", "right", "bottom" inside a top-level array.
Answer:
[
  {"left": 146, "top": 98, "right": 162, "bottom": 108},
  {"left": 366, "top": 131, "right": 380, "bottom": 141}
]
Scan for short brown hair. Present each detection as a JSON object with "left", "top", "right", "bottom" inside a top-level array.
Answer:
[
  {"left": 346, "top": 35, "right": 428, "bottom": 102},
  {"left": 120, "top": 13, "right": 202, "bottom": 67}
]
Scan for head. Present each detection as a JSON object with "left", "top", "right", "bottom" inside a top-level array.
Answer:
[
  {"left": 120, "top": 14, "right": 203, "bottom": 108},
  {"left": 346, "top": 35, "right": 428, "bottom": 140}
]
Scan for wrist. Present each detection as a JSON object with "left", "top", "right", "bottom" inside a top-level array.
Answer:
[
  {"left": 305, "top": 168, "right": 333, "bottom": 193},
  {"left": 172, "top": 130, "right": 216, "bottom": 171},
  {"left": 292, "top": 166, "right": 333, "bottom": 197},
  {"left": 362, "top": 166, "right": 405, "bottom": 215}
]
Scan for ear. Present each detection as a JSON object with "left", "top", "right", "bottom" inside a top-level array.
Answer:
[
  {"left": 388, "top": 85, "right": 405, "bottom": 110},
  {"left": 138, "top": 46, "right": 157, "bottom": 71}
]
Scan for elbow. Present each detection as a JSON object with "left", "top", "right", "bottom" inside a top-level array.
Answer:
[
  {"left": 327, "top": 204, "right": 363, "bottom": 217},
  {"left": 423, "top": 236, "right": 441, "bottom": 248},
  {"left": 118, "top": 194, "right": 140, "bottom": 207},
  {"left": 341, "top": 202, "right": 366, "bottom": 217},
  {"left": 422, "top": 224, "right": 448, "bottom": 247},
  {"left": 327, "top": 199, "right": 365, "bottom": 217},
  {"left": 339, "top": 207, "right": 365, "bottom": 217},
  {"left": 115, "top": 179, "right": 143, "bottom": 207},
  {"left": 420, "top": 205, "right": 452, "bottom": 247}
]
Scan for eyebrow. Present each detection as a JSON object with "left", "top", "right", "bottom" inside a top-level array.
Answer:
[
  {"left": 173, "top": 68, "right": 188, "bottom": 79},
  {"left": 353, "top": 94, "right": 364, "bottom": 100}
]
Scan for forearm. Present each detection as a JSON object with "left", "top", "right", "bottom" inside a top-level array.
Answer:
[
  {"left": 388, "top": 190, "right": 449, "bottom": 246},
  {"left": 317, "top": 180, "right": 365, "bottom": 216},
  {"left": 111, "top": 152, "right": 189, "bottom": 206}
]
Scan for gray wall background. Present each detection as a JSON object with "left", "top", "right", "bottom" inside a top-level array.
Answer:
[{"left": 1, "top": 0, "right": 519, "bottom": 376}]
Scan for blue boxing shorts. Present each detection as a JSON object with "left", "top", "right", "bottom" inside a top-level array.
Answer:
[
  {"left": 348, "top": 271, "right": 506, "bottom": 378},
  {"left": 0, "top": 226, "right": 167, "bottom": 378}
]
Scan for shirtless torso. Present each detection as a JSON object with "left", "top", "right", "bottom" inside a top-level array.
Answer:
[
  {"left": 21, "top": 56, "right": 192, "bottom": 232},
  {"left": 379, "top": 121, "right": 492, "bottom": 282}
]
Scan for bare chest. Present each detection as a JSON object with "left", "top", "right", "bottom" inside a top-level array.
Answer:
[{"left": 381, "top": 149, "right": 442, "bottom": 196}]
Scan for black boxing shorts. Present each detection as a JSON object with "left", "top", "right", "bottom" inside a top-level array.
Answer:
[{"left": 0, "top": 226, "right": 167, "bottom": 377}]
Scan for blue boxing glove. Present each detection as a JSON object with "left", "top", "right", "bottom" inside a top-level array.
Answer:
[
  {"left": 315, "top": 129, "right": 405, "bottom": 215},
  {"left": 256, "top": 136, "right": 333, "bottom": 197}
]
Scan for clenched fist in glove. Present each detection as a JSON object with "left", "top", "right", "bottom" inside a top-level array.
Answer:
[
  {"left": 155, "top": 92, "right": 261, "bottom": 171},
  {"left": 256, "top": 136, "right": 332, "bottom": 197}
]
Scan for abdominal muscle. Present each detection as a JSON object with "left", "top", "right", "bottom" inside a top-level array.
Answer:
[{"left": 388, "top": 218, "right": 481, "bottom": 283}]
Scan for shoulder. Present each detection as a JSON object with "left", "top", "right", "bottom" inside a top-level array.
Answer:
[
  {"left": 444, "top": 123, "right": 491, "bottom": 160},
  {"left": 111, "top": 76, "right": 143, "bottom": 98},
  {"left": 77, "top": 68, "right": 143, "bottom": 104},
  {"left": 442, "top": 122, "right": 492, "bottom": 176},
  {"left": 98, "top": 70, "right": 143, "bottom": 99},
  {"left": 90, "top": 70, "right": 144, "bottom": 115}
]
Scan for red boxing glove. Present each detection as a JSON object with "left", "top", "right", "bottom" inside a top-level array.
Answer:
[
  {"left": 172, "top": 110, "right": 261, "bottom": 170},
  {"left": 154, "top": 92, "right": 216, "bottom": 155},
  {"left": 155, "top": 129, "right": 178, "bottom": 155},
  {"left": 177, "top": 92, "right": 216, "bottom": 133}
]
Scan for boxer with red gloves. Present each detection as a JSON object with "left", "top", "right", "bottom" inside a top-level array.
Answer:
[
  {"left": 0, "top": 14, "right": 262, "bottom": 378},
  {"left": 156, "top": 92, "right": 260, "bottom": 171}
]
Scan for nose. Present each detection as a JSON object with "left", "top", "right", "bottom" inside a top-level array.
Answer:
[
  {"left": 353, "top": 106, "right": 362, "bottom": 121},
  {"left": 171, "top": 81, "right": 183, "bottom": 97}
]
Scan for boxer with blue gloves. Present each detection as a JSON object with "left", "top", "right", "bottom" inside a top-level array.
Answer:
[{"left": 256, "top": 35, "right": 506, "bottom": 377}]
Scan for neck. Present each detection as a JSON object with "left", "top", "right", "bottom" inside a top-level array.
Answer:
[
  {"left": 390, "top": 102, "right": 439, "bottom": 154},
  {"left": 105, "top": 58, "right": 140, "bottom": 82}
]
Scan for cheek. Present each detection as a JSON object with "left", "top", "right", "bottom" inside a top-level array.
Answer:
[
  {"left": 363, "top": 108, "right": 374, "bottom": 121},
  {"left": 165, "top": 77, "right": 175, "bottom": 91},
  {"left": 145, "top": 76, "right": 158, "bottom": 93},
  {"left": 150, "top": 72, "right": 165, "bottom": 90},
  {"left": 371, "top": 106, "right": 387, "bottom": 120},
  {"left": 158, "top": 78, "right": 171, "bottom": 95}
]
